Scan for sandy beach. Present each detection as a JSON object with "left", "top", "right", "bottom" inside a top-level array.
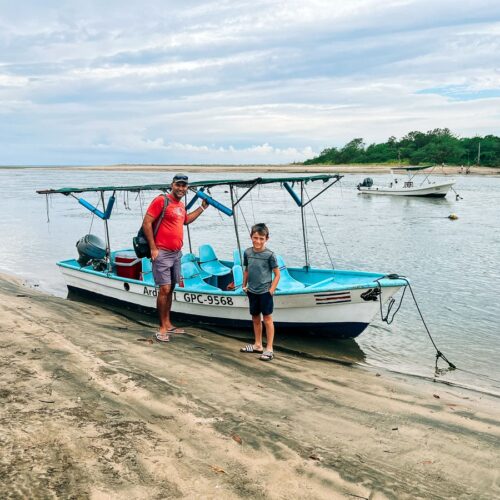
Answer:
[
  {"left": 2, "top": 163, "right": 499, "bottom": 176},
  {"left": 1, "top": 273, "right": 498, "bottom": 499}
]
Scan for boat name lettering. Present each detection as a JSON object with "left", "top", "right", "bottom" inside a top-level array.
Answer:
[
  {"left": 143, "top": 286, "right": 158, "bottom": 297},
  {"left": 183, "top": 293, "right": 233, "bottom": 306}
]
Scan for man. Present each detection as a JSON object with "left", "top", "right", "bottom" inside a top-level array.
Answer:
[{"left": 142, "top": 174, "right": 208, "bottom": 342}]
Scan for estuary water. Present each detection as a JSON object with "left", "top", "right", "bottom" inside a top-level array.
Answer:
[{"left": 1, "top": 167, "right": 499, "bottom": 396}]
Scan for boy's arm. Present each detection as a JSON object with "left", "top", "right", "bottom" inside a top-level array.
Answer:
[
  {"left": 269, "top": 267, "right": 280, "bottom": 295},
  {"left": 242, "top": 268, "right": 249, "bottom": 292}
]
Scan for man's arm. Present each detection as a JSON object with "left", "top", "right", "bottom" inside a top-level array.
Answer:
[
  {"left": 142, "top": 213, "right": 159, "bottom": 260},
  {"left": 269, "top": 267, "right": 280, "bottom": 295},
  {"left": 185, "top": 200, "right": 208, "bottom": 225}
]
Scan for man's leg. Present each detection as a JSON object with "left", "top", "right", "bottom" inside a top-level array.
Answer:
[{"left": 157, "top": 284, "right": 174, "bottom": 334}]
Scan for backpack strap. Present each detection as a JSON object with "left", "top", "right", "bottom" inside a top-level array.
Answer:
[{"left": 153, "top": 194, "right": 169, "bottom": 237}]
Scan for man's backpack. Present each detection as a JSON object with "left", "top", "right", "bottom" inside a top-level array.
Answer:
[{"left": 132, "top": 195, "right": 169, "bottom": 259}]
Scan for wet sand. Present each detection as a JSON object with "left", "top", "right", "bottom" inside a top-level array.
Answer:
[
  {"left": 1, "top": 273, "right": 499, "bottom": 499},
  {"left": 2, "top": 164, "right": 499, "bottom": 176}
]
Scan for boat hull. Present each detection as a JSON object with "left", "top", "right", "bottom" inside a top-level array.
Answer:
[
  {"left": 59, "top": 262, "right": 405, "bottom": 339},
  {"left": 358, "top": 180, "right": 455, "bottom": 197}
]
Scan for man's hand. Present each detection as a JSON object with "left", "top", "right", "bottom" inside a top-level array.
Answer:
[
  {"left": 151, "top": 247, "right": 159, "bottom": 261},
  {"left": 201, "top": 199, "right": 209, "bottom": 209},
  {"left": 269, "top": 287, "right": 276, "bottom": 295}
]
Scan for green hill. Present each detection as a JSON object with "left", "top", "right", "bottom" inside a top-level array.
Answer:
[{"left": 303, "top": 129, "right": 500, "bottom": 167}]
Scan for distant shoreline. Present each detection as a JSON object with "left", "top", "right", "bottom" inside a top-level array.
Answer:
[{"left": 1, "top": 163, "right": 499, "bottom": 176}]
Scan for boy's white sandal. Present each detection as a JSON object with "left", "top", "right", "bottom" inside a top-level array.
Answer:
[
  {"left": 240, "top": 344, "right": 263, "bottom": 354},
  {"left": 259, "top": 351, "right": 274, "bottom": 361}
]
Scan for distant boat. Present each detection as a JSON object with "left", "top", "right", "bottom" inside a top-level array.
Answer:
[{"left": 357, "top": 165, "right": 456, "bottom": 198}]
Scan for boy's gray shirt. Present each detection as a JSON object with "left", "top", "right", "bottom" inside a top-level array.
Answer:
[{"left": 243, "top": 247, "right": 278, "bottom": 294}]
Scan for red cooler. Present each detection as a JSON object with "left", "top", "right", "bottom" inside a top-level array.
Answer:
[{"left": 115, "top": 251, "right": 142, "bottom": 280}]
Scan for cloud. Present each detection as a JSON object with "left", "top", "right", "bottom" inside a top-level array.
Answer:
[{"left": 0, "top": 0, "right": 499, "bottom": 164}]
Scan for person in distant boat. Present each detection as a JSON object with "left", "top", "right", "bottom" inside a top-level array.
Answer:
[
  {"left": 142, "top": 174, "right": 208, "bottom": 342},
  {"left": 240, "top": 223, "right": 280, "bottom": 361}
]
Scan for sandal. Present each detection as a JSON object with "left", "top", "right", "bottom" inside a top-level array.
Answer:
[
  {"left": 155, "top": 331, "right": 170, "bottom": 343},
  {"left": 167, "top": 327, "right": 186, "bottom": 335},
  {"left": 259, "top": 351, "right": 274, "bottom": 361},
  {"left": 240, "top": 344, "right": 264, "bottom": 354}
]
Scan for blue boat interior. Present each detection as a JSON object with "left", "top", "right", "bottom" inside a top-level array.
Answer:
[{"left": 58, "top": 243, "right": 407, "bottom": 295}]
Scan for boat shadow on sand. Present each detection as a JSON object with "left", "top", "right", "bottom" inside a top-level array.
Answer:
[{"left": 67, "top": 289, "right": 366, "bottom": 366}]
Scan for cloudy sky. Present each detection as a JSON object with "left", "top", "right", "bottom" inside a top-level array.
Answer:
[{"left": 1, "top": 0, "right": 499, "bottom": 165}]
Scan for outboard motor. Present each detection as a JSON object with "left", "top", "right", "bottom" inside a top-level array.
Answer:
[
  {"left": 76, "top": 234, "right": 106, "bottom": 266},
  {"left": 357, "top": 177, "right": 373, "bottom": 190}
]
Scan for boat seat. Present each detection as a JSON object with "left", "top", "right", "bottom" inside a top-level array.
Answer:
[
  {"left": 232, "top": 264, "right": 244, "bottom": 291},
  {"left": 181, "top": 252, "right": 197, "bottom": 264},
  {"left": 233, "top": 249, "right": 243, "bottom": 267},
  {"left": 199, "top": 244, "right": 231, "bottom": 276},
  {"left": 181, "top": 252, "right": 212, "bottom": 279},
  {"left": 306, "top": 276, "right": 336, "bottom": 290},
  {"left": 179, "top": 262, "right": 220, "bottom": 292},
  {"left": 275, "top": 255, "right": 306, "bottom": 291},
  {"left": 141, "top": 257, "right": 155, "bottom": 283}
]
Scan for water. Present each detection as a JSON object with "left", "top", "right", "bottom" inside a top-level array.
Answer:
[{"left": 1, "top": 167, "right": 499, "bottom": 395}]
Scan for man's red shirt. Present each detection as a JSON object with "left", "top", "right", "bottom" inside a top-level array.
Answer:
[{"left": 146, "top": 194, "right": 187, "bottom": 252}]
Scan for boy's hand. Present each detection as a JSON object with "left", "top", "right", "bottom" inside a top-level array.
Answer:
[
  {"left": 269, "top": 287, "right": 276, "bottom": 295},
  {"left": 242, "top": 286, "right": 248, "bottom": 293}
]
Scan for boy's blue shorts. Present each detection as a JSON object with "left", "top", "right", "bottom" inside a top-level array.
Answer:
[{"left": 247, "top": 291, "right": 274, "bottom": 316}]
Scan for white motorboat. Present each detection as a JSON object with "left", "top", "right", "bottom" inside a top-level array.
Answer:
[{"left": 357, "top": 166, "right": 456, "bottom": 197}]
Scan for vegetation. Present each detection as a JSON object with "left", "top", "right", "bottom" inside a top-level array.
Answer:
[{"left": 303, "top": 129, "right": 500, "bottom": 167}]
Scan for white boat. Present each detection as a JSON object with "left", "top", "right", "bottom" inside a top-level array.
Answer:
[
  {"left": 357, "top": 165, "right": 456, "bottom": 197},
  {"left": 38, "top": 175, "right": 408, "bottom": 339}
]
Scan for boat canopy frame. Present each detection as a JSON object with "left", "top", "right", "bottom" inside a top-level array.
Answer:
[
  {"left": 390, "top": 164, "right": 451, "bottom": 186},
  {"left": 37, "top": 174, "right": 343, "bottom": 271}
]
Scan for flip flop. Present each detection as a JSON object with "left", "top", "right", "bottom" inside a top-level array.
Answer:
[
  {"left": 155, "top": 331, "right": 170, "bottom": 342},
  {"left": 259, "top": 351, "right": 274, "bottom": 361},
  {"left": 240, "top": 344, "right": 264, "bottom": 354},
  {"left": 167, "top": 327, "right": 186, "bottom": 335}
]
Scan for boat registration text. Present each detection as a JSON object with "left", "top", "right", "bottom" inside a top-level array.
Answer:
[{"left": 176, "top": 292, "right": 235, "bottom": 306}]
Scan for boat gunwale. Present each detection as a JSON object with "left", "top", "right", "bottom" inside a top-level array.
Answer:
[{"left": 57, "top": 259, "right": 407, "bottom": 295}]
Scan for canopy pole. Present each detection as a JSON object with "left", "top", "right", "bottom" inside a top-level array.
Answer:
[
  {"left": 185, "top": 193, "right": 193, "bottom": 254},
  {"left": 300, "top": 182, "right": 309, "bottom": 270},
  {"left": 100, "top": 192, "right": 112, "bottom": 270},
  {"left": 230, "top": 186, "right": 243, "bottom": 266}
]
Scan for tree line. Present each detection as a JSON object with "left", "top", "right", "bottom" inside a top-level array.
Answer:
[{"left": 303, "top": 129, "right": 500, "bottom": 167}]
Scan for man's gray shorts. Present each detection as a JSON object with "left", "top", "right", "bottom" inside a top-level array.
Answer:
[{"left": 152, "top": 249, "right": 181, "bottom": 286}]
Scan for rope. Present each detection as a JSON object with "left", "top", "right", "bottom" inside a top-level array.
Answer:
[
  {"left": 45, "top": 194, "right": 50, "bottom": 223},
  {"left": 451, "top": 186, "right": 463, "bottom": 200},
  {"left": 250, "top": 189, "right": 256, "bottom": 224},
  {"left": 238, "top": 201, "right": 250, "bottom": 234},
  {"left": 304, "top": 187, "right": 334, "bottom": 269},
  {"left": 88, "top": 193, "right": 101, "bottom": 234},
  {"left": 136, "top": 190, "right": 144, "bottom": 219},
  {"left": 375, "top": 276, "right": 456, "bottom": 370}
]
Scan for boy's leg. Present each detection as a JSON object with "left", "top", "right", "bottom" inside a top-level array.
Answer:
[
  {"left": 262, "top": 314, "right": 274, "bottom": 352},
  {"left": 262, "top": 291, "right": 275, "bottom": 352},
  {"left": 252, "top": 314, "right": 264, "bottom": 350}
]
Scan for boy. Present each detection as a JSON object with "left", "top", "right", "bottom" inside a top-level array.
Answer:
[{"left": 240, "top": 223, "right": 280, "bottom": 361}]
